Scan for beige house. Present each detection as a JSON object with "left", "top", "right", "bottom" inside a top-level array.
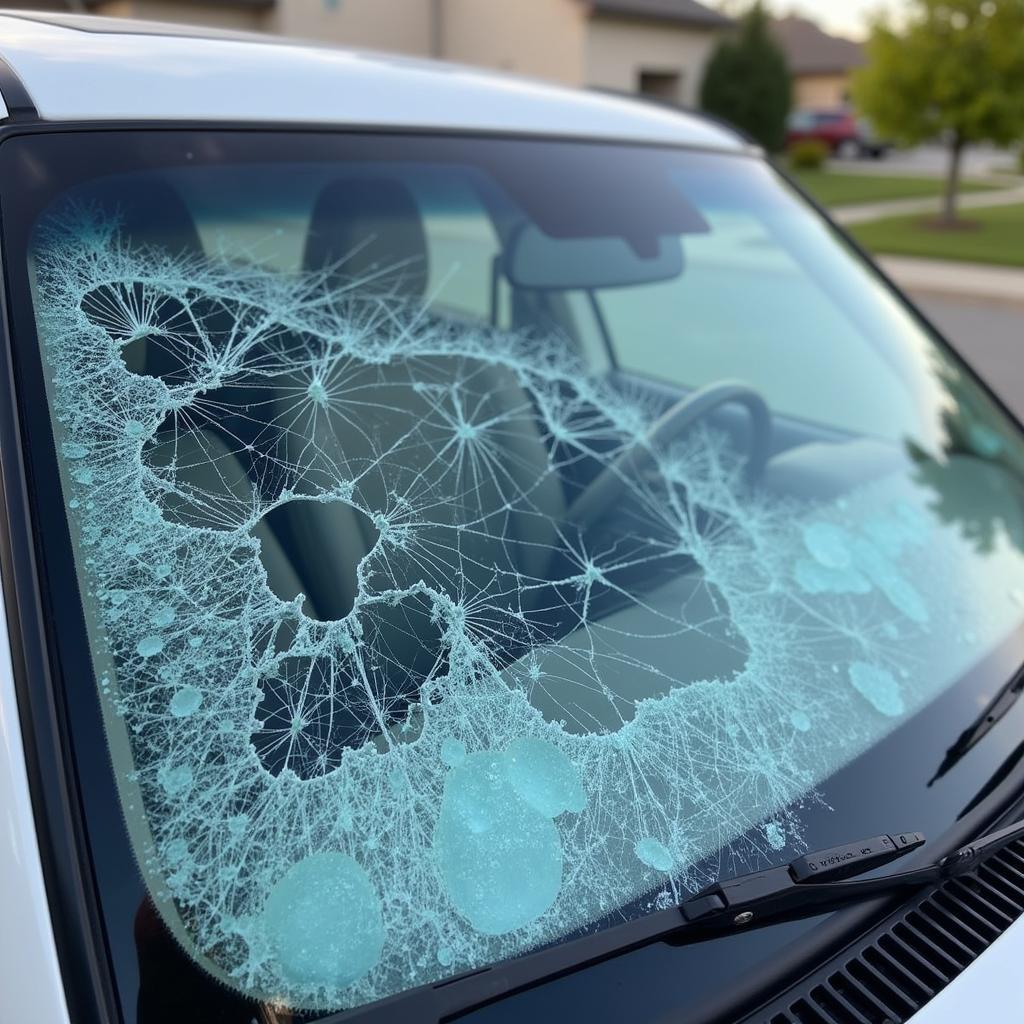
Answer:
[
  {"left": 585, "top": 0, "right": 731, "bottom": 105},
  {"left": 28, "top": 0, "right": 731, "bottom": 106},
  {"left": 771, "top": 15, "right": 865, "bottom": 110}
]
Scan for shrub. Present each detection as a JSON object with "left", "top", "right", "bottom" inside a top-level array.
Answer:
[{"left": 788, "top": 139, "right": 829, "bottom": 170}]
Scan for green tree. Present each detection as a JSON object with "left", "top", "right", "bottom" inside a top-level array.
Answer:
[
  {"left": 699, "top": 2, "right": 792, "bottom": 152},
  {"left": 853, "top": 0, "right": 1024, "bottom": 225}
]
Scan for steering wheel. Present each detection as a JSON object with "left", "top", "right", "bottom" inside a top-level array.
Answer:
[{"left": 567, "top": 381, "right": 772, "bottom": 530}]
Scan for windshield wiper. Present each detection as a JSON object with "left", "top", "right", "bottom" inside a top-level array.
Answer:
[
  {"left": 929, "top": 664, "right": 1024, "bottom": 786},
  {"left": 337, "top": 818, "right": 1024, "bottom": 1024}
]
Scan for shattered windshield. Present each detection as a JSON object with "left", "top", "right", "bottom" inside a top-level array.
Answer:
[{"left": 10, "top": 132, "right": 1024, "bottom": 1018}]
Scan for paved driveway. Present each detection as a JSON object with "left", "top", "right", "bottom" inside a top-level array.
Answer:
[
  {"left": 831, "top": 143, "right": 1019, "bottom": 179},
  {"left": 913, "top": 293, "right": 1024, "bottom": 419}
]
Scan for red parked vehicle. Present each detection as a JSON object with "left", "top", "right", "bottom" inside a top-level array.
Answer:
[{"left": 786, "top": 108, "right": 889, "bottom": 158}]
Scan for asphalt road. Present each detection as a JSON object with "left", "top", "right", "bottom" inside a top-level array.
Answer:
[{"left": 914, "top": 293, "right": 1024, "bottom": 418}]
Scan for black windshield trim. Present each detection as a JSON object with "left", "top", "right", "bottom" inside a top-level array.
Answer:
[{"left": 0, "top": 149, "right": 121, "bottom": 1024}]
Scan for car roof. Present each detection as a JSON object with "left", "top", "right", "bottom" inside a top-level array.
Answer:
[{"left": 0, "top": 11, "right": 745, "bottom": 150}]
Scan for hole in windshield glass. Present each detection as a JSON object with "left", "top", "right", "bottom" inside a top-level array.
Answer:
[{"left": 257, "top": 498, "right": 379, "bottom": 621}]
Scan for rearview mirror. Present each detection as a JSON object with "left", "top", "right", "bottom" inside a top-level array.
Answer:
[{"left": 502, "top": 225, "right": 684, "bottom": 291}]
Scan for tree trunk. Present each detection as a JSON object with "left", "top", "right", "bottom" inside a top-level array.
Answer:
[{"left": 941, "top": 133, "right": 965, "bottom": 226}]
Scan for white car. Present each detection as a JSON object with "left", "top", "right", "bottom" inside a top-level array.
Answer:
[{"left": 2, "top": 11, "right": 1024, "bottom": 1024}]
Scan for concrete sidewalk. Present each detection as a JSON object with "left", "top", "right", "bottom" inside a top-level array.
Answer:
[
  {"left": 828, "top": 165, "right": 1022, "bottom": 187},
  {"left": 879, "top": 256, "right": 1024, "bottom": 307},
  {"left": 832, "top": 185, "right": 1024, "bottom": 226}
]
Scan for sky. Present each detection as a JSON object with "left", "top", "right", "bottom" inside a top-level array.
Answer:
[{"left": 719, "top": 0, "right": 908, "bottom": 38}]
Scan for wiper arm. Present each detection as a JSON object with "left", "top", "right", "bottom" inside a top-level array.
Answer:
[
  {"left": 681, "top": 830, "right": 928, "bottom": 931},
  {"left": 686, "top": 817, "right": 1024, "bottom": 934},
  {"left": 336, "top": 819, "right": 1024, "bottom": 1024}
]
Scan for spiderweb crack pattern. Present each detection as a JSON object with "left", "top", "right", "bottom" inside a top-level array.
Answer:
[{"left": 34, "top": 206, "right": 995, "bottom": 1011}]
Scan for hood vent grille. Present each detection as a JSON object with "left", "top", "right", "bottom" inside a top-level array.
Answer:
[{"left": 752, "top": 837, "right": 1024, "bottom": 1024}]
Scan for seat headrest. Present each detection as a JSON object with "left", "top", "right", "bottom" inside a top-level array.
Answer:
[
  {"left": 75, "top": 176, "right": 205, "bottom": 382},
  {"left": 303, "top": 178, "right": 428, "bottom": 301}
]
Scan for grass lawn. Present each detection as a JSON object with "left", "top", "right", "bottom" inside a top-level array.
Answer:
[
  {"left": 784, "top": 167, "right": 999, "bottom": 208},
  {"left": 849, "top": 202, "right": 1024, "bottom": 268}
]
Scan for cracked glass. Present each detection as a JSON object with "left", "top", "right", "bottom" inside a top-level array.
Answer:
[{"left": 11, "top": 132, "right": 1024, "bottom": 1018}]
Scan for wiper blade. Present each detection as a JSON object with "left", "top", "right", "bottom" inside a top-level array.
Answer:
[
  {"left": 335, "top": 819, "right": 1024, "bottom": 1024},
  {"left": 929, "top": 665, "right": 1024, "bottom": 785}
]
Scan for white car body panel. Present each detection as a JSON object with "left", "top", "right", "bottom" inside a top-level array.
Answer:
[
  {"left": 0, "top": 12, "right": 1015, "bottom": 1024},
  {"left": 907, "top": 913, "right": 1024, "bottom": 1022},
  {"left": 0, "top": 581, "right": 70, "bottom": 1024},
  {"left": 0, "top": 14, "right": 742, "bottom": 150}
]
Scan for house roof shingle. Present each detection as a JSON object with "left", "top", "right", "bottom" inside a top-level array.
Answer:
[
  {"left": 591, "top": 0, "right": 733, "bottom": 30},
  {"left": 771, "top": 16, "right": 864, "bottom": 76}
]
